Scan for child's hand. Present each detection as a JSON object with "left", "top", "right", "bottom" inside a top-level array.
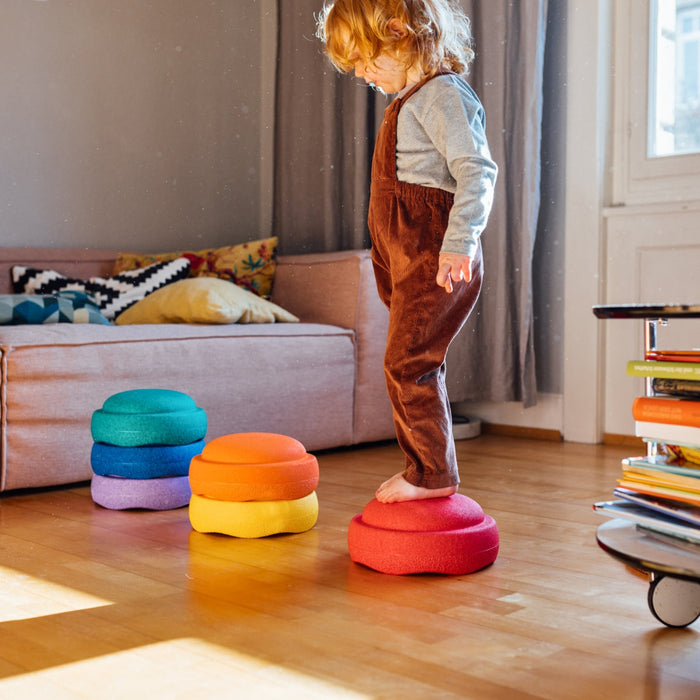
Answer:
[{"left": 436, "top": 253, "right": 472, "bottom": 293}]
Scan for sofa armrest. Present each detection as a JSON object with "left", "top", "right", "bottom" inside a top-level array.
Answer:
[
  {"left": 272, "top": 250, "right": 394, "bottom": 444},
  {"left": 272, "top": 250, "right": 370, "bottom": 327}
]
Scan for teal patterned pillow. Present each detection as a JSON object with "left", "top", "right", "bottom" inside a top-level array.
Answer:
[
  {"left": 0, "top": 291, "right": 111, "bottom": 325},
  {"left": 12, "top": 257, "right": 191, "bottom": 320}
]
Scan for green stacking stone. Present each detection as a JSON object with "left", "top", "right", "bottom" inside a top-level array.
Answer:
[{"left": 91, "top": 389, "right": 207, "bottom": 447}]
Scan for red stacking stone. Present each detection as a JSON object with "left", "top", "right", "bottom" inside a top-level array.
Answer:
[{"left": 348, "top": 494, "right": 499, "bottom": 575}]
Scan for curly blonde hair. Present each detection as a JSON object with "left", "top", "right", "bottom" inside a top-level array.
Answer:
[{"left": 316, "top": 0, "right": 475, "bottom": 76}]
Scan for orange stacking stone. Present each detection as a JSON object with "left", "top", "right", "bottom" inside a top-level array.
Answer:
[{"left": 189, "top": 432, "right": 319, "bottom": 502}]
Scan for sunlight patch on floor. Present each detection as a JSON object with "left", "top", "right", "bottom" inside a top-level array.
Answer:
[
  {"left": 0, "top": 638, "right": 372, "bottom": 698},
  {"left": 0, "top": 565, "right": 112, "bottom": 622}
]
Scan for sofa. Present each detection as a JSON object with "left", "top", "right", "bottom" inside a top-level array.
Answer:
[{"left": 0, "top": 247, "right": 395, "bottom": 492}]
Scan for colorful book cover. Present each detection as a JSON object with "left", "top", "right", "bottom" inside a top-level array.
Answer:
[
  {"left": 632, "top": 396, "right": 700, "bottom": 428},
  {"left": 620, "top": 466, "right": 700, "bottom": 492},
  {"left": 614, "top": 477, "right": 700, "bottom": 506},
  {"left": 613, "top": 487, "right": 700, "bottom": 526},
  {"left": 593, "top": 500, "right": 700, "bottom": 544},
  {"left": 667, "top": 444, "right": 700, "bottom": 466},
  {"left": 622, "top": 454, "right": 700, "bottom": 478},
  {"left": 627, "top": 360, "right": 700, "bottom": 380}
]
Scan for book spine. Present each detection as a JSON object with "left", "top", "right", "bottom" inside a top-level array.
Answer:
[
  {"left": 632, "top": 397, "right": 700, "bottom": 428},
  {"left": 622, "top": 466, "right": 700, "bottom": 490},
  {"left": 646, "top": 350, "right": 700, "bottom": 362},
  {"left": 627, "top": 360, "right": 700, "bottom": 380},
  {"left": 652, "top": 378, "right": 700, "bottom": 399},
  {"left": 635, "top": 420, "right": 700, "bottom": 447}
]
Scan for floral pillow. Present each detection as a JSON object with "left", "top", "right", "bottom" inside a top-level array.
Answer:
[{"left": 112, "top": 236, "right": 278, "bottom": 299}]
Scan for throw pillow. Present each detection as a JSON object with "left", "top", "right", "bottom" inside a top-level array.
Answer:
[
  {"left": 12, "top": 258, "right": 190, "bottom": 320},
  {"left": 0, "top": 291, "right": 111, "bottom": 325},
  {"left": 112, "top": 236, "right": 278, "bottom": 298},
  {"left": 114, "top": 277, "right": 299, "bottom": 325}
]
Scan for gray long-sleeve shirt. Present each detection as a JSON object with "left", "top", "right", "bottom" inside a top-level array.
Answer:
[{"left": 396, "top": 73, "right": 497, "bottom": 259}]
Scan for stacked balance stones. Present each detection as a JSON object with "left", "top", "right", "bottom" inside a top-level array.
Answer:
[
  {"left": 189, "top": 432, "right": 319, "bottom": 538},
  {"left": 90, "top": 389, "right": 207, "bottom": 510}
]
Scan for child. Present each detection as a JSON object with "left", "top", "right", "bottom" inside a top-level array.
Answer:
[{"left": 317, "top": 0, "right": 497, "bottom": 503}]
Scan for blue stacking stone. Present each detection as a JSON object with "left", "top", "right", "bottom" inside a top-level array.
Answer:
[
  {"left": 91, "top": 388, "right": 207, "bottom": 447},
  {"left": 91, "top": 440, "right": 205, "bottom": 479},
  {"left": 89, "top": 388, "right": 206, "bottom": 511}
]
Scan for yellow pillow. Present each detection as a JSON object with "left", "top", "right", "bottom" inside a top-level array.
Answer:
[
  {"left": 113, "top": 237, "right": 278, "bottom": 298},
  {"left": 114, "top": 277, "right": 299, "bottom": 325}
]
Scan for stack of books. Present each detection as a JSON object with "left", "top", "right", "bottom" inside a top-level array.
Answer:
[
  {"left": 594, "top": 349, "right": 700, "bottom": 546},
  {"left": 629, "top": 350, "right": 700, "bottom": 451}
]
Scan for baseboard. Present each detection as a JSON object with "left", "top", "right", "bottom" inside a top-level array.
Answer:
[
  {"left": 602, "top": 433, "right": 645, "bottom": 448},
  {"left": 473, "top": 427, "right": 644, "bottom": 446},
  {"left": 481, "top": 423, "right": 563, "bottom": 442},
  {"left": 452, "top": 393, "right": 563, "bottom": 436}
]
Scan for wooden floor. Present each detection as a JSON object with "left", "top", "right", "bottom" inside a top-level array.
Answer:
[{"left": 0, "top": 435, "right": 698, "bottom": 699}]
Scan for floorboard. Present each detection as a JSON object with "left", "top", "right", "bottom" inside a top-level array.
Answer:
[{"left": 0, "top": 435, "right": 698, "bottom": 698}]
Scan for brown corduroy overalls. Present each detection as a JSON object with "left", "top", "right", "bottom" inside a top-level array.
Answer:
[{"left": 368, "top": 74, "right": 483, "bottom": 490}]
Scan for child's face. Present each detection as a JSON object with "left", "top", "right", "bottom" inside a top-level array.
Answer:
[{"left": 350, "top": 52, "right": 410, "bottom": 94}]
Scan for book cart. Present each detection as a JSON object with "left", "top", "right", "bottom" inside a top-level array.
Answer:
[{"left": 593, "top": 303, "right": 700, "bottom": 627}]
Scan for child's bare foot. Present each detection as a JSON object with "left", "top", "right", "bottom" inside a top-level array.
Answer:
[{"left": 375, "top": 472, "right": 458, "bottom": 503}]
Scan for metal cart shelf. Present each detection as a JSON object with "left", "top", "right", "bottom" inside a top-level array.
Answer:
[{"left": 593, "top": 303, "right": 700, "bottom": 627}]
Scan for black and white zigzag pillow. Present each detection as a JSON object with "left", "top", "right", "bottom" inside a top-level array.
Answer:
[{"left": 12, "top": 257, "right": 191, "bottom": 320}]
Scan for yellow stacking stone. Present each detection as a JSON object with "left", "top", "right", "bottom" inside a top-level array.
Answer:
[{"left": 189, "top": 491, "right": 318, "bottom": 538}]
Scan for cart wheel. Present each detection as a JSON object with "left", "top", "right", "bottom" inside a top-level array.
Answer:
[{"left": 647, "top": 575, "right": 700, "bottom": 628}]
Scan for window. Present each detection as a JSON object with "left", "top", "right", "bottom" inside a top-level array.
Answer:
[
  {"left": 649, "top": 0, "right": 700, "bottom": 157},
  {"left": 613, "top": 0, "right": 700, "bottom": 204}
]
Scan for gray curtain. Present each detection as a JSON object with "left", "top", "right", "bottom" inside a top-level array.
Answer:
[
  {"left": 274, "top": 1, "right": 549, "bottom": 407},
  {"left": 445, "top": 0, "right": 548, "bottom": 408},
  {"left": 273, "top": 4, "right": 387, "bottom": 253}
]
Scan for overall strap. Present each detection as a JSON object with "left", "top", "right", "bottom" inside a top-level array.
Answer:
[{"left": 374, "top": 71, "right": 454, "bottom": 182}]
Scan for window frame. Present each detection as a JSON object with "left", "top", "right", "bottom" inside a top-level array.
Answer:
[{"left": 612, "top": 0, "right": 700, "bottom": 205}]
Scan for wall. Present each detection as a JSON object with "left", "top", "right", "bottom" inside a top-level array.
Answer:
[
  {"left": 603, "top": 204, "right": 700, "bottom": 437},
  {"left": 0, "top": 0, "right": 270, "bottom": 252},
  {"left": 2, "top": 1, "right": 572, "bottom": 436}
]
